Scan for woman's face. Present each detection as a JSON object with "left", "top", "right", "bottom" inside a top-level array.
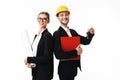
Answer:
[{"left": 37, "top": 14, "right": 49, "bottom": 28}]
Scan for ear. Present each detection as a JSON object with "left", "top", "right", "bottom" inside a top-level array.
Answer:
[
  {"left": 57, "top": 17, "right": 60, "bottom": 20},
  {"left": 47, "top": 20, "right": 50, "bottom": 24}
]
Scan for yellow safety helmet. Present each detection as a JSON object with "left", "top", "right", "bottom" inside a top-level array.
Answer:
[{"left": 56, "top": 5, "right": 70, "bottom": 16}]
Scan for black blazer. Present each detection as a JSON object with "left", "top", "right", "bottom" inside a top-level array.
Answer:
[
  {"left": 27, "top": 29, "right": 54, "bottom": 80},
  {"left": 53, "top": 27, "right": 94, "bottom": 76},
  {"left": 53, "top": 27, "right": 94, "bottom": 59}
]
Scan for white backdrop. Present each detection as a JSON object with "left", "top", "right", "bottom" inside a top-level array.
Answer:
[{"left": 0, "top": 0, "right": 120, "bottom": 80}]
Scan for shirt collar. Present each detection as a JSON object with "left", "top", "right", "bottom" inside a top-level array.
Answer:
[
  {"left": 61, "top": 26, "right": 69, "bottom": 32},
  {"left": 37, "top": 28, "right": 47, "bottom": 36}
]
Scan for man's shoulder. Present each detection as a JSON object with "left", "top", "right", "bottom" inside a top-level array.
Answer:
[
  {"left": 69, "top": 28, "right": 76, "bottom": 32},
  {"left": 53, "top": 29, "right": 60, "bottom": 36},
  {"left": 69, "top": 28, "right": 79, "bottom": 36},
  {"left": 53, "top": 27, "right": 61, "bottom": 34}
]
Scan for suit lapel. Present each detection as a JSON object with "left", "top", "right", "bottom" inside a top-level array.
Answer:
[
  {"left": 58, "top": 27, "right": 68, "bottom": 36},
  {"left": 38, "top": 29, "right": 48, "bottom": 44},
  {"left": 37, "top": 29, "right": 48, "bottom": 52},
  {"left": 58, "top": 27, "right": 77, "bottom": 36}
]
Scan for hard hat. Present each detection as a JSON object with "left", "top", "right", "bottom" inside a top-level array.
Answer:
[{"left": 56, "top": 5, "right": 70, "bottom": 16}]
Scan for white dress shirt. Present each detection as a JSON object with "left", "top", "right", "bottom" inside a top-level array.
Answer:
[
  {"left": 30, "top": 29, "right": 46, "bottom": 67},
  {"left": 61, "top": 26, "right": 72, "bottom": 37},
  {"left": 32, "top": 29, "right": 46, "bottom": 56}
]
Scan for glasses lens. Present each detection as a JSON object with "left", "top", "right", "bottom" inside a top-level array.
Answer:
[{"left": 37, "top": 17, "right": 48, "bottom": 21}]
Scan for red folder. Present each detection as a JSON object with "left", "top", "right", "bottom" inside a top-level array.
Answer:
[{"left": 60, "top": 36, "right": 81, "bottom": 60}]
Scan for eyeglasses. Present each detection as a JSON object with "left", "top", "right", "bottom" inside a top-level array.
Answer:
[{"left": 37, "top": 17, "right": 48, "bottom": 21}]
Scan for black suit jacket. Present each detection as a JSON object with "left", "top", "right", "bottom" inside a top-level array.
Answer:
[
  {"left": 27, "top": 29, "right": 54, "bottom": 80},
  {"left": 53, "top": 27, "right": 94, "bottom": 76}
]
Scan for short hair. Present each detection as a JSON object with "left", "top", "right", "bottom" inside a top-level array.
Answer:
[{"left": 37, "top": 11, "right": 50, "bottom": 20}]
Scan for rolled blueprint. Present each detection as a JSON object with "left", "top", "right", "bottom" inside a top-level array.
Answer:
[{"left": 22, "top": 29, "right": 36, "bottom": 67}]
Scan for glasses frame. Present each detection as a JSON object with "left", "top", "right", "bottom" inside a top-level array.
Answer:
[{"left": 37, "top": 17, "right": 48, "bottom": 21}]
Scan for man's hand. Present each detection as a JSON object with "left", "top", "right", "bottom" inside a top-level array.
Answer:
[
  {"left": 88, "top": 27, "right": 95, "bottom": 34},
  {"left": 76, "top": 44, "right": 82, "bottom": 55}
]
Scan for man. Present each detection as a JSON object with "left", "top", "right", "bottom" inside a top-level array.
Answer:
[{"left": 53, "top": 5, "right": 95, "bottom": 80}]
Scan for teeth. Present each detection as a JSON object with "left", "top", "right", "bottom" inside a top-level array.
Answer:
[{"left": 63, "top": 19, "right": 67, "bottom": 21}]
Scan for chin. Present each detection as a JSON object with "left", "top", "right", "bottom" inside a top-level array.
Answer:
[{"left": 63, "top": 22, "right": 68, "bottom": 25}]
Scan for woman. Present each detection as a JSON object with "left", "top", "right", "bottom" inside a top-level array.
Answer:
[{"left": 24, "top": 12, "right": 54, "bottom": 80}]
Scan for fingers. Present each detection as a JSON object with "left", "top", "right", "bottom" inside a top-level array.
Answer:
[
  {"left": 76, "top": 45, "right": 82, "bottom": 55},
  {"left": 77, "top": 47, "right": 83, "bottom": 55},
  {"left": 24, "top": 58, "right": 32, "bottom": 68},
  {"left": 76, "top": 44, "right": 80, "bottom": 50},
  {"left": 88, "top": 27, "right": 95, "bottom": 34},
  {"left": 27, "top": 63, "right": 32, "bottom": 68},
  {"left": 24, "top": 58, "right": 27, "bottom": 65}
]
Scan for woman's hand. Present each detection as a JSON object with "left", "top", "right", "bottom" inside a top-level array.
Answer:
[
  {"left": 26, "top": 63, "right": 32, "bottom": 68},
  {"left": 24, "top": 58, "right": 27, "bottom": 65}
]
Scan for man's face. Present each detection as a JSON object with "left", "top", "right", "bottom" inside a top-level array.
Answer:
[{"left": 57, "top": 12, "right": 70, "bottom": 26}]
